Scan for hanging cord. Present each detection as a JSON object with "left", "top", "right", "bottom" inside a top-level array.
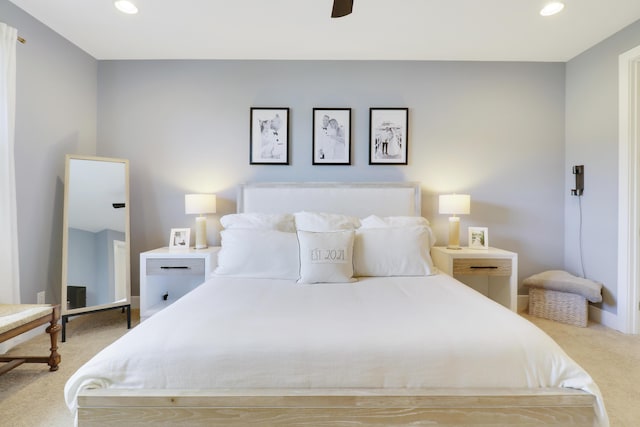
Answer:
[{"left": 577, "top": 194, "right": 586, "bottom": 278}]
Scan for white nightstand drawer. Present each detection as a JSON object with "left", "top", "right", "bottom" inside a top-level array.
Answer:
[
  {"left": 452, "top": 258, "right": 512, "bottom": 277},
  {"left": 140, "top": 247, "right": 219, "bottom": 320},
  {"left": 146, "top": 258, "right": 205, "bottom": 276},
  {"left": 431, "top": 246, "right": 518, "bottom": 312}
]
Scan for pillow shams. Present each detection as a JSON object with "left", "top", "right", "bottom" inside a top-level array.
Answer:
[
  {"left": 297, "top": 230, "right": 356, "bottom": 284},
  {"left": 220, "top": 213, "right": 295, "bottom": 232},
  {"left": 294, "top": 211, "right": 361, "bottom": 232},
  {"left": 353, "top": 226, "right": 434, "bottom": 277},
  {"left": 215, "top": 229, "right": 299, "bottom": 279},
  {"left": 360, "top": 215, "right": 436, "bottom": 247},
  {"left": 360, "top": 215, "right": 430, "bottom": 228}
]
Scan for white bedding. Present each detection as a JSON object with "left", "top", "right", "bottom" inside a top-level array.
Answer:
[{"left": 64, "top": 273, "right": 608, "bottom": 426}]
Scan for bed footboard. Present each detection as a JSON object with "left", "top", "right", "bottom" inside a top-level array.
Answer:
[{"left": 77, "top": 387, "right": 596, "bottom": 426}]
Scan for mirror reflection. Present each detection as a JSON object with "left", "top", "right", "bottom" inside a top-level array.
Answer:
[{"left": 61, "top": 155, "right": 131, "bottom": 341}]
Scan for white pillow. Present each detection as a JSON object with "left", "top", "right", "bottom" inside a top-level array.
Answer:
[
  {"left": 360, "top": 215, "right": 436, "bottom": 247},
  {"left": 353, "top": 226, "right": 435, "bottom": 277},
  {"left": 294, "top": 211, "right": 361, "bottom": 232},
  {"left": 220, "top": 213, "right": 295, "bottom": 232},
  {"left": 360, "top": 215, "right": 430, "bottom": 228},
  {"left": 215, "top": 229, "right": 299, "bottom": 279},
  {"left": 297, "top": 230, "right": 356, "bottom": 284}
]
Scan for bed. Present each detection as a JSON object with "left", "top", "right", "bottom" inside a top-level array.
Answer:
[
  {"left": 65, "top": 182, "right": 608, "bottom": 426},
  {"left": 0, "top": 304, "right": 61, "bottom": 375}
]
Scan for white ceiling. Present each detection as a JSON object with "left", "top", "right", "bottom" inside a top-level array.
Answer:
[{"left": 9, "top": 0, "right": 640, "bottom": 62}]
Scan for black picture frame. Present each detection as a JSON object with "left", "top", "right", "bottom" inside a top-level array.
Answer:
[
  {"left": 312, "top": 108, "right": 351, "bottom": 165},
  {"left": 250, "top": 107, "right": 290, "bottom": 165},
  {"left": 369, "top": 108, "right": 408, "bottom": 165}
]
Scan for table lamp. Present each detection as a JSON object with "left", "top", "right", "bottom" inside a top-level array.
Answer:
[
  {"left": 185, "top": 194, "right": 216, "bottom": 249},
  {"left": 439, "top": 194, "right": 470, "bottom": 250}
]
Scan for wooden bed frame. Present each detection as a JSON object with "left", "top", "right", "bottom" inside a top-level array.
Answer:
[
  {"left": 75, "top": 182, "right": 600, "bottom": 426},
  {"left": 78, "top": 387, "right": 595, "bottom": 426},
  {"left": 0, "top": 304, "right": 61, "bottom": 375}
]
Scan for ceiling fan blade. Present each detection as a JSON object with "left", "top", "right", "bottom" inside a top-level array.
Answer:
[{"left": 331, "top": 0, "right": 353, "bottom": 18}]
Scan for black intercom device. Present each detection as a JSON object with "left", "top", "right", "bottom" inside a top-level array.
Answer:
[{"left": 571, "top": 165, "right": 584, "bottom": 196}]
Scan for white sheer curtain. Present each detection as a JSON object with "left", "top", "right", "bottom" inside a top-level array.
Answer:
[{"left": 0, "top": 22, "right": 20, "bottom": 304}]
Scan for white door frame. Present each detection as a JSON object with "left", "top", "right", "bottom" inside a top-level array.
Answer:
[
  {"left": 618, "top": 44, "right": 640, "bottom": 334},
  {"left": 113, "top": 239, "right": 127, "bottom": 302}
]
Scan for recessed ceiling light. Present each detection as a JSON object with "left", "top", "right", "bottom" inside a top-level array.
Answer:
[
  {"left": 540, "top": 2, "right": 565, "bottom": 17},
  {"left": 114, "top": 0, "right": 138, "bottom": 15}
]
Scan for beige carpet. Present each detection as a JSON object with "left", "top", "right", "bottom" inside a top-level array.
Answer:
[
  {"left": 520, "top": 313, "right": 640, "bottom": 427},
  {"left": 0, "top": 309, "right": 138, "bottom": 427},
  {"left": 1, "top": 309, "right": 638, "bottom": 426}
]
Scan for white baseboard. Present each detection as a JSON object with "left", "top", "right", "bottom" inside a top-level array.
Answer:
[
  {"left": 588, "top": 305, "right": 620, "bottom": 331},
  {"left": 520, "top": 294, "right": 624, "bottom": 331},
  {"left": 517, "top": 295, "right": 529, "bottom": 312}
]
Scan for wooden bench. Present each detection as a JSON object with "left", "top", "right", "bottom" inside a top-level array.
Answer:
[{"left": 0, "top": 304, "right": 61, "bottom": 375}]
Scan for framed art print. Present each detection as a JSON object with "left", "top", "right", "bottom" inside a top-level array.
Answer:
[
  {"left": 369, "top": 108, "right": 408, "bottom": 165},
  {"left": 250, "top": 107, "right": 289, "bottom": 165},
  {"left": 169, "top": 228, "right": 190, "bottom": 250},
  {"left": 312, "top": 108, "right": 351, "bottom": 165},
  {"left": 468, "top": 227, "right": 489, "bottom": 249}
]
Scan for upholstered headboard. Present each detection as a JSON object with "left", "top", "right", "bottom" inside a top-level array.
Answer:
[{"left": 238, "top": 182, "right": 421, "bottom": 217}]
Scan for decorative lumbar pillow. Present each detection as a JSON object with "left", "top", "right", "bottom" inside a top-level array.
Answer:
[
  {"left": 294, "top": 211, "right": 361, "bottom": 232},
  {"left": 353, "top": 226, "right": 435, "bottom": 277},
  {"left": 296, "top": 230, "right": 356, "bottom": 284},
  {"left": 220, "top": 213, "right": 295, "bottom": 232},
  {"left": 215, "top": 229, "right": 299, "bottom": 279},
  {"left": 523, "top": 270, "right": 603, "bottom": 303}
]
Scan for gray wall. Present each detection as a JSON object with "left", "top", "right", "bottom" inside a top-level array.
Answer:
[
  {"left": 5, "top": 1, "right": 640, "bottom": 317},
  {"left": 565, "top": 19, "right": 640, "bottom": 313},
  {"left": 20, "top": 0, "right": 640, "bottom": 314},
  {"left": 98, "top": 60, "right": 566, "bottom": 296},
  {"left": 0, "top": 0, "right": 97, "bottom": 305},
  {"left": 0, "top": 0, "right": 570, "bottom": 302}
]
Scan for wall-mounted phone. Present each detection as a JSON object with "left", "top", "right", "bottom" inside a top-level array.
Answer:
[{"left": 571, "top": 165, "right": 584, "bottom": 196}]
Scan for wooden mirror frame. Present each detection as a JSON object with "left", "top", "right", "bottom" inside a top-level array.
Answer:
[{"left": 60, "top": 154, "right": 131, "bottom": 341}]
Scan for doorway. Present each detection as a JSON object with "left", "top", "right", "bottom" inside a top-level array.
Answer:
[{"left": 618, "top": 44, "right": 640, "bottom": 334}]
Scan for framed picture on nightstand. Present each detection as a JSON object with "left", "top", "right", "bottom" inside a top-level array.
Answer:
[
  {"left": 468, "top": 227, "right": 488, "bottom": 249},
  {"left": 169, "top": 228, "right": 190, "bottom": 250}
]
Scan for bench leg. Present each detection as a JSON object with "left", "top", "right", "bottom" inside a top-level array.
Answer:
[{"left": 46, "top": 308, "right": 61, "bottom": 371}]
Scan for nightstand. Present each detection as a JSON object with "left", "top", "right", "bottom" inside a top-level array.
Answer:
[
  {"left": 140, "top": 246, "right": 219, "bottom": 320},
  {"left": 431, "top": 246, "right": 518, "bottom": 311}
]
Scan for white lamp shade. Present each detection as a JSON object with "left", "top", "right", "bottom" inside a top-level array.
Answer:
[
  {"left": 185, "top": 194, "right": 217, "bottom": 215},
  {"left": 439, "top": 194, "right": 470, "bottom": 215}
]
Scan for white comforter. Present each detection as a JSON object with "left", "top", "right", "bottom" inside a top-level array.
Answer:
[{"left": 64, "top": 273, "right": 608, "bottom": 426}]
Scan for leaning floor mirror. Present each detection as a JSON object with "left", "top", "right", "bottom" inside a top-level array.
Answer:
[{"left": 61, "top": 154, "right": 131, "bottom": 341}]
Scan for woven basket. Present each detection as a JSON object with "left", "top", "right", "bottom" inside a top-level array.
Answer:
[{"left": 528, "top": 287, "right": 588, "bottom": 327}]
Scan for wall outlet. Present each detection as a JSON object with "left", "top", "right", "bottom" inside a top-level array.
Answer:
[{"left": 37, "top": 291, "right": 45, "bottom": 304}]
